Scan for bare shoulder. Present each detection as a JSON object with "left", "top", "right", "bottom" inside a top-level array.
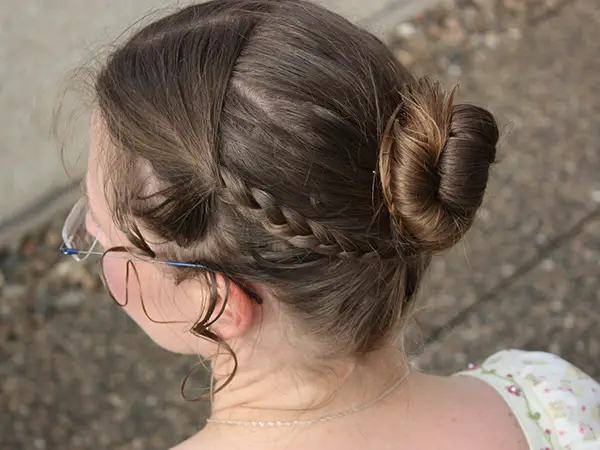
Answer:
[{"left": 407, "top": 373, "right": 529, "bottom": 450}]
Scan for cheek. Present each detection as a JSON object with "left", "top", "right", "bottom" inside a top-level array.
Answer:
[
  {"left": 101, "top": 256, "right": 128, "bottom": 304},
  {"left": 102, "top": 256, "right": 179, "bottom": 315},
  {"left": 101, "top": 258, "right": 203, "bottom": 344}
]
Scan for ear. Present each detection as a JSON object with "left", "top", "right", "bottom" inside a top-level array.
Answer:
[{"left": 209, "top": 273, "right": 256, "bottom": 341}]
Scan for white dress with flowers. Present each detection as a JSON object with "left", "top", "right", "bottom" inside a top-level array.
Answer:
[{"left": 456, "top": 350, "right": 600, "bottom": 450}]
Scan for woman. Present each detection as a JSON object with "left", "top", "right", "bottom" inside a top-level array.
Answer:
[{"left": 61, "top": 1, "right": 600, "bottom": 448}]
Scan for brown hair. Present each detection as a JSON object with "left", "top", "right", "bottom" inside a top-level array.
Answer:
[{"left": 94, "top": 0, "right": 498, "bottom": 381}]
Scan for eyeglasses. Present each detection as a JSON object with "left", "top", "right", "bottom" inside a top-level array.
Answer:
[
  {"left": 61, "top": 197, "right": 101, "bottom": 261},
  {"left": 60, "top": 197, "right": 262, "bottom": 305}
]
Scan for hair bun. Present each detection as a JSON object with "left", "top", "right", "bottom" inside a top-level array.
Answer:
[{"left": 378, "top": 77, "right": 499, "bottom": 252}]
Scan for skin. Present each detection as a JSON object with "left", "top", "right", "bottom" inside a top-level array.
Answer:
[{"left": 85, "top": 116, "right": 529, "bottom": 450}]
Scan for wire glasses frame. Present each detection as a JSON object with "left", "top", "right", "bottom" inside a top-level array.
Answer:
[{"left": 59, "top": 197, "right": 262, "bottom": 306}]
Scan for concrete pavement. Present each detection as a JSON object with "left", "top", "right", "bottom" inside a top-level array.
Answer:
[{"left": 0, "top": 0, "right": 433, "bottom": 245}]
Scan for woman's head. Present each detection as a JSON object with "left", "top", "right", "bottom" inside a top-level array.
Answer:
[{"left": 86, "top": 0, "right": 498, "bottom": 374}]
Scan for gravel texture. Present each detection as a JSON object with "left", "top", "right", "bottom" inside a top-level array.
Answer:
[
  {"left": 418, "top": 216, "right": 600, "bottom": 375},
  {"left": 1, "top": 219, "right": 208, "bottom": 450},
  {"left": 389, "top": 0, "right": 575, "bottom": 76},
  {"left": 398, "top": 0, "right": 600, "bottom": 336},
  {"left": 2, "top": 0, "right": 599, "bottom": 449}
]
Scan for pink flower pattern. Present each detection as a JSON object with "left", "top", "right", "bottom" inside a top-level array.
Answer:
[
  {"left": 506, "top": 384, "right": 522, "bottom": 396},
  {"left": 459, "top": 350, "right": 600, "bottom": 450}
]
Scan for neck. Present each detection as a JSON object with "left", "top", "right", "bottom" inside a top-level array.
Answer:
[{"left": 207, "top": 344, "right": 408, "bottom": 424}]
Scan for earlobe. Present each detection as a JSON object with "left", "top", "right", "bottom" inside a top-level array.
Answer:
[{"left": 210, "top": 275, "right": 255, "bottom": 341}]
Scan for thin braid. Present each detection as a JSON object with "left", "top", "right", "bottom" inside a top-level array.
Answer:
[{"left": 219, "top": 170, "right": 389, "bottom": 261}]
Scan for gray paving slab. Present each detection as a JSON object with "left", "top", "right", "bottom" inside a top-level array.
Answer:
[
  {"left": 1, "top": 0, "right": 164, "bottom": 225},
  {"left": 0, "top": 0, "right": 429, "bottom": 240}
]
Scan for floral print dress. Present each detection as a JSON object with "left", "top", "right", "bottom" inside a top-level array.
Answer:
[{"left": 456, "top": 350, "right": 600, "bottom": 450}]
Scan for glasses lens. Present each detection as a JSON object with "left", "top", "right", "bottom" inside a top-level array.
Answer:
[
  {"left": 62, "top": 198, "right": 99, "bottom": 261},
  {"left": 100, "top": 249, "right": 153, "bottom": 307}
]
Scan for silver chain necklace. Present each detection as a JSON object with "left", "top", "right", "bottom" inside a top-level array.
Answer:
[{"left": 206, "top": 369, "right": 411, "bottom": 427}]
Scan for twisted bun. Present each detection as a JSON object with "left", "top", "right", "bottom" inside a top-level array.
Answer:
[{"left": 379, "top": 77, "right": 498, "bottom": 252}]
